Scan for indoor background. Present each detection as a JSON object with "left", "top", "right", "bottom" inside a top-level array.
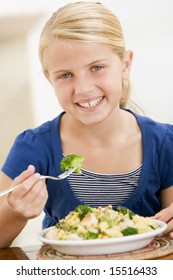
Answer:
[{"left": 0, "top": 0, "right": 173, "bottom": 246}]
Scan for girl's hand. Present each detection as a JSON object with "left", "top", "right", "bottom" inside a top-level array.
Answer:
[
  {"left": 6, "top": 165, "right": 48, "bottom": 220},
  {"left": 153, "top": 203, "right": 173, "bottom": 239}
]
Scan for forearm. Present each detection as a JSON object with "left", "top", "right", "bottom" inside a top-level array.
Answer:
[
  {"left": 0, "top": 200, "right": 28, "bottom": 248},
  {"left": 0, "top": 167, "right": 48, "bottom": 248}
]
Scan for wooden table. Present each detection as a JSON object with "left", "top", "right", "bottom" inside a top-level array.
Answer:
[
  {"left": 0, "top": 245, "right": 41, "bottom": 260},
  {"left": 0, "top": 244, "right": 173, "bottom": 260}
]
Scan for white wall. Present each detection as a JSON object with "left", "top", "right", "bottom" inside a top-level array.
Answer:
[
  {"left": 28, "top": 0, "right": 173, "bottom": 124},
  {"left": 0, "top": 0, "right": 173, "bottom": 246}
]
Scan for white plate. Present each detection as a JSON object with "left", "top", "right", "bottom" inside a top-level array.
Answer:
[{"left": 38, "top": 220, "right": 167, "bottom": 255}]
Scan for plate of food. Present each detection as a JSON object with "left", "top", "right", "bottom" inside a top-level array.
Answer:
[{"left": 38, "top": 205, "right": 167, "bottom": 255}]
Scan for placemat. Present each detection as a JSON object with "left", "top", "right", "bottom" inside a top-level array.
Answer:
[{"left": 37, "top": 237, "right": 173, "bottom": 260}]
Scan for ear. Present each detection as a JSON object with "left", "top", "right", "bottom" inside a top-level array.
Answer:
[{"left": 122, "top": 50, "right": 134, "bottom": 80}]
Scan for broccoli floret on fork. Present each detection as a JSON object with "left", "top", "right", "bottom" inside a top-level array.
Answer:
[{"left": 60, "top": 154, "right": 84, "bottom": 174}]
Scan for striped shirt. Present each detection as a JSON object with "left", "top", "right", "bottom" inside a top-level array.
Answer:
[{"left": 67, "top": 165, "right": 142, "bottom": 208}]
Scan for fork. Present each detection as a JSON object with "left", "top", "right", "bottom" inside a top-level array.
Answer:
[{"left": 0, "top": 167, "right": 76, "bottom": 197}]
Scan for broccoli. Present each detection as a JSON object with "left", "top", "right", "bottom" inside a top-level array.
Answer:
[
  {"left": 121, "top": 227, "right": 138, "bottom": 236},
  {"left": 75, "top": 205, "right": 93, "bottom": 220},
  {"left": 86, "top": 231, "right": 98, "bottom": 239},
  {"left": 60, "top": 154, "right": 84, "bottom": 174},
  {"left": 117, "top": 206, "right": 135, "bottom": 219}
]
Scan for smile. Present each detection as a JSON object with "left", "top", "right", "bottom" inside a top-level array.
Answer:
[{"left": 78, "top": 97, "right": 103, "bottom": 108}]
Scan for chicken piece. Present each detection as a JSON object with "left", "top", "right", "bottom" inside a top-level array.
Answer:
[
  {"left": 119, "top": 218, "right": 135, "bottom": 230},
  {"left": 81, "top": 213, "right": 98, "bottom": 229}
]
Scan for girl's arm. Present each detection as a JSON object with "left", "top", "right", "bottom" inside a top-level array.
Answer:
[
  {"left": 153, "top": 186, "right": 173, "bottom": 239},
  {"left": 0, "top": 165, "right": 48, "bottom": 248}
]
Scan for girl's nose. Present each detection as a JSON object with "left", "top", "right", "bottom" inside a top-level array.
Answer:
[{"left": 74, "top": 76, "right": 93, "bottom": 96}]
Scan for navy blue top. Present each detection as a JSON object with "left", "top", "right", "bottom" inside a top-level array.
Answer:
[{"left": 2, "top": 110, "right": 173, "bottom": 228}]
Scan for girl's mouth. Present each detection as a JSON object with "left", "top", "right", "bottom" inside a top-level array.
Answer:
[{"left": 78, "top": 97, "right": 103, "bottom": 108}]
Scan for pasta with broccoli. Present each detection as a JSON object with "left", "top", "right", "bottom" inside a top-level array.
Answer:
[{"left": 45, "top": 205, "right": 160, "bottom": 241}]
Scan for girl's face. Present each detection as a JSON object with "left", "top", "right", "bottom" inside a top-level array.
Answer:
[{"left": 44, "top": 39, "right": 133, "bottom": 125}]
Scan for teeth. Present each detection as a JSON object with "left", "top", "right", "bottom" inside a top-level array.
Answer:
[{"left": 79, "top": 97, "right": 102, "bottom": 108}]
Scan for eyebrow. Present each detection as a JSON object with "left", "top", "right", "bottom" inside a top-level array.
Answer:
[
  {"left": 88, "top": 58, "right": 109, "bottom": 66},
  {"left": 52, "top": 58, "right": 109, "bottom": 75}
]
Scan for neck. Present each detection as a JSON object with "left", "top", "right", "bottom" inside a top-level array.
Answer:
[{"left": 61, "top": 109, "right": 132, "bottom": 147}]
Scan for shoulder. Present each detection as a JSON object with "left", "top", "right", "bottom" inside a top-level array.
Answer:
[
  {"left": 9, "top": 113, "right": 64, "bottom": 160},
  {"left": 16, "top": 113, "right": 63, "bottom": 143},
  {"left": 130, "top": 110, "right": 173, "bottom": 141},
  {"left": 29, "top": 113, "right": 63, "bottom": 136},
  {"left": 1, "top": 113, "right": 64, "bottom": 178},
  {"left": 126, "top": 110, "right": 173, "bottom": 188}
]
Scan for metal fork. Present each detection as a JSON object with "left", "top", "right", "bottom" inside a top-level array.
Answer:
[{"left": 0, "top": 167, "right": 76, "bottom": 197}]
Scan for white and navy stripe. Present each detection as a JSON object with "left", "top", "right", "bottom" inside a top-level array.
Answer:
[{"left": 67, "top": 165, "right": 142, "bottom": 208}]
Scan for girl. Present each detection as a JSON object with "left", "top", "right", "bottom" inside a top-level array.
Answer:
[{"left": 0, "top": 2, "right": 173, "bottom": 248}]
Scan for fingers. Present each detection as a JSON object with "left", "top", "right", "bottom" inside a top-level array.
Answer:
[
  {"left": 165, "top": 219, "right": 173, "bottom": 235},
  {"left": 11, "top": 181, "right": 48, "bottom": 219},
  {"left": 153, "top": 207, "right": 173, "bottom": 223},
  {"left": 25, "top": 185, "right": 48, "bottom": 218},
  {"left": 158, "top": 219, "right": 173, "bottom": 238},
  {"left": 7, "top": 166, "right": 48, "bottom": 219},
  {"left": 169, "top": 232, "right": 173, "bottom": 239},
  {"left": 10, "top": 167, "right": 41, "bottom": 199},
  {"left": 18, "top": 178, "right": 46, "bottom": 206},
  {"left": 12, "top": 165, "right": 36, "bottom": 186},
  {"left": 153, "top": 204, "right": 173, "bottom": 238},
  {"left": 8, "top": 179, "right": 48, "bottom": 219}
]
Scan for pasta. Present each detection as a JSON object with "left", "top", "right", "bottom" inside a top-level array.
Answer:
[{"left": 45, "top": 205, "right": 159, "bottom": 241}]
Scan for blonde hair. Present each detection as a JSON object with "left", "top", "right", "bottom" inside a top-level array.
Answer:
[{"left": 39, "top": 2, "right": 131, "bottom": 108}]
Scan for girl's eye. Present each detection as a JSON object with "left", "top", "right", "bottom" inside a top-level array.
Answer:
[
  {"left": 60, "top": 73, "right": 73, "bottom": 79},
  {"left": 91, "top": 65, "right": 103, "bottom": 72}
]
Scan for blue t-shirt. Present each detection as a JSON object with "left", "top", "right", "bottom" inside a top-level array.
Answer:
[{"left": 2, "top": 110, "right": 173, "bottom": 228}]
